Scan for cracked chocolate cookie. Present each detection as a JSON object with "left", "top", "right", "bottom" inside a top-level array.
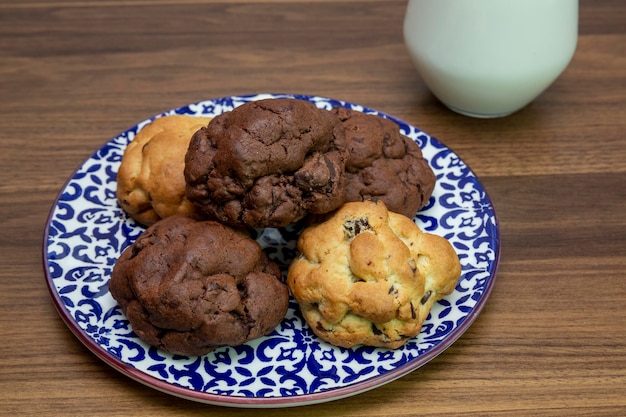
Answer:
[
  {"left": 184, "top": 98, "right": 348, "bottom": 228},
  {"left": 287, "top": 201, "right": 461, "bottom": 349},
  {"left": 117, "top": 115, "right": 211, "bottom": 226},
  {"left": 109, "top": 215, "right": 289, "bottom": 356},
  {"left": 332, "top": 107, "right": 436, "bottom": 218}
]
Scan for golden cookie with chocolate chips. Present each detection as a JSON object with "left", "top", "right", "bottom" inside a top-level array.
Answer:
[
  {"left": 287, "top": 200, "right": 461, "bottom": 349},
  {"left": 117, "top": 115, "right": 211, "bottom": 226}
]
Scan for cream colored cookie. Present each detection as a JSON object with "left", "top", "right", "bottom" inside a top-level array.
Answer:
[
  {"left": 117, "top": 115, "right": 211, "bottom": 226},
  {"left": 287, "top": 200, "right": 461, "bottom": 349}
]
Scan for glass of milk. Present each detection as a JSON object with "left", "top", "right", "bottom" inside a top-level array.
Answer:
[{"left": 403, "top": 0, "right": 578, "bottom": 118}]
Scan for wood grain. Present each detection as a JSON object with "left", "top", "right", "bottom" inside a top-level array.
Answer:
[{"left": 1, "top": 0, "right": 625, "bottom": 415}]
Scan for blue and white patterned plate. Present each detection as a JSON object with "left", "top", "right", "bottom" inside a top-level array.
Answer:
[{"left": 43, "top": 93, "right": 500, "bottom": 408}]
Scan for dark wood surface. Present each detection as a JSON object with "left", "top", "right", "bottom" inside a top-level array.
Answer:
[{"left": 1, "top": 0, "right": 625, "bottom": 415}]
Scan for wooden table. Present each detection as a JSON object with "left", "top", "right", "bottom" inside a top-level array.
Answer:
[{"left": 1, "top": 0, "right": 625, "bottom": 415}]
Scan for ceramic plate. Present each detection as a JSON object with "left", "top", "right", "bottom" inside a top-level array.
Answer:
[{"left": 43, "top": 93, "right": 500, "bottom": 408}]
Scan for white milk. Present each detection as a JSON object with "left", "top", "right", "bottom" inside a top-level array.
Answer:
[{"left": 404, "top": 0, "right": 578, "bottom": 117}]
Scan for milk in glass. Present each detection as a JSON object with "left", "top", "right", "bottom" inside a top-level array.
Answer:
[{"left": 404, "top": 0, "right": 578, "bottom": 117}]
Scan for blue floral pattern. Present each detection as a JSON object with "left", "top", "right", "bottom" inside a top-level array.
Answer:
[{"left": 43, "top": 94, "right": 500, "bottom": 406}]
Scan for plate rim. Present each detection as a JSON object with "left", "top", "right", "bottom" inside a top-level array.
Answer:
[{"left": 42, "top": 92, "right": 501, "bottom": 408}]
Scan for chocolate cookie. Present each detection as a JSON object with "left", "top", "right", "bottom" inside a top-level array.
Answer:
[
  {"left": 109, "top": 215, "right": 289, "bottom": 356},
  {"left": 117, "top": 115, "right": 211, "bottom": 226},
  {"left": 184, "top": 98, "right": 348, "bottom": 228},
  {"left": 287, "top": 201, "right": 461, "bottom": 349},
  {"left": 332, "top": 107, "right": 436, "bottom": 218}
]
